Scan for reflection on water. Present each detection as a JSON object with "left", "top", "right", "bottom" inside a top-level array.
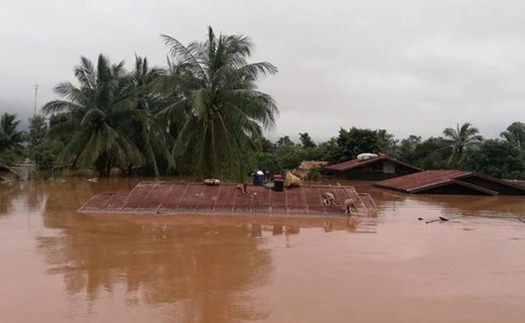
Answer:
[
  {"left": 0, "top": 181, "right": 46, "bottom": 216},
  {"left": 38, "top": 219, "right": 273, "bottom": 321},
  {"left": 1, "top": 178, "right": 525, "bottom": 322}
]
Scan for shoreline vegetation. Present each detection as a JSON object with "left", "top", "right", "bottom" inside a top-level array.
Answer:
[{"left": 2, "top": 27, "right": 525, "bottom": 182}]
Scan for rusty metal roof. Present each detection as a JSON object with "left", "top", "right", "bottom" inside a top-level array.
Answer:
[
  {"left": 79, "top": 181, "right": 378, "bottom": 217},
  {"left": 325, "top": 155, "right": 422, "bottom": 172},
  {"left": 373, "top": 170, "right": 525, "bottom": 195}
]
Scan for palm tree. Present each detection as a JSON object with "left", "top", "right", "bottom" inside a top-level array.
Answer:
[
  {"left": 443, "top": 122, "right": 483, "bottom": 167},
  {"left": 43, "top": 54, "right": 144, "bottom": 176},
  {"left": 160, "top": 26, "right": 278, "bottom": 181},
  {"left": 122, "top": 55, "right": 172, "bottom": 176},
  {"left": 0, "top": 113, "right": 25, "bottom": 164}
]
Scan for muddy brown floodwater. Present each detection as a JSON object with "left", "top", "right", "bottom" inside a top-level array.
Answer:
[{"left": 1, "top": 178, "right": 525, "bottom": 323}]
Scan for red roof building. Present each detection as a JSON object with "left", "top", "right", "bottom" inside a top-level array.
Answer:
[
  {"left": 373, "top": 170, "right": 525, "bottom": 195},
  {"left": 326, "top": 155, "right": 422, "bottom": 181}
]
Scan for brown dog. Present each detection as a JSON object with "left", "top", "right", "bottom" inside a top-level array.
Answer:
[
  {"left": 236, "top": 183, "right": 250, "bottom": 194},
  {"left": 344, "top": 198, "right": 358, "bottom": 215}
]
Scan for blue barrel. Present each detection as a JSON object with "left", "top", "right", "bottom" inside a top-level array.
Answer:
[{"left": 252, "top": 174, "right": 263, "bottom": 185}]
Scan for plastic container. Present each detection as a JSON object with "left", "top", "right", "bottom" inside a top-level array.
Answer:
[
  {"left": 274, "top": 179, "right": 284, "bottom": 192},
  {"left": 252, "top": 174, "right": 264, "bottom": 185}
]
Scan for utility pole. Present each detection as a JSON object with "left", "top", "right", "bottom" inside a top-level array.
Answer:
[{"left": 33, "top": 84, "right": 39, "bottom": 117}]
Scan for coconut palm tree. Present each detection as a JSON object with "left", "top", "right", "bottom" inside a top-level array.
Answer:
[
  {"left": 43, "top": 54, "right": 144, "bottom": 176},
  {"left": 443, "top": 122, "right": 483, "bottom": 167},
  {"left": 122, "top": 55, "right": 172, "bottom": 176},
  {"left": 0, "top": 113, "right": 26, "bottom": 164},
  {"left": 160, "top": 26, "right": 278, "bottom": 181}
]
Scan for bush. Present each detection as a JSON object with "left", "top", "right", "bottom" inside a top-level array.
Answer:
[{"left": 305, "top": 166, "right": 321, "bottom": 181}]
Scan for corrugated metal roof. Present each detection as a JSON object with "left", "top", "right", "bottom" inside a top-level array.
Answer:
[
  {"left": 326, "top": 155, "right": 422, "bottom": 172},
  {"left": 373, "top": 170, "right": 525, "bottom": 195},
  {"left": 374, "top": 170, "right": 469, "bottom": 191},
  {"left": 79, "top": 181, "right": 378, "bottom": 217}
]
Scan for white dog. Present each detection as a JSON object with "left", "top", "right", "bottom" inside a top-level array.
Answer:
[
  {"left": 322, "top": 192, "right": 336, "bottom": 206},
  {"left": 344, "top": 198, "right": 358, "bottom": 215}
]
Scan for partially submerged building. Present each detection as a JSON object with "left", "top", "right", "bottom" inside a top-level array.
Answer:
[
  {"left": 326, "top": 155, "right": 422, "bottom": 181},
  {"left": 79, "top": 181, "right": 378, "bottom": 217},
  {"left": 373, "top": 170, "right": 525, "bottom": 195}
]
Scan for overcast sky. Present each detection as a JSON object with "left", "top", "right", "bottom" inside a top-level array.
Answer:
[{"left": 2, "top": 0, "right": 525, "bottom": 143}]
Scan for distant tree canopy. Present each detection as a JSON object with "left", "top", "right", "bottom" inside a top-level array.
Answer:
[
  {"left": 6, "top": 106, "right": 525, "bottom": 180},
  {"left": 397, "top": 135, "right": 421, "bottom": 164},
  {"left": 443, "top": 122, "right": 483, "bottom": 168},
  {"left": 2, "top": 28, "right": 524, "bottom": 181},
  {"left": 463, "top": 139, "right": 525, "bottom": 179},
  {"left": 410, "top": 137, "right": 450, "bottom": 170},
  {"left": 0, "top": 113, "right": 25, "bottom": 165},
  {"left": 329, "top": 127, "right": 394, "bottom": 164},
  {"left": 299, "top": 132, "right": 316, "bottom": 148},
  {"left": 28, "top": 115, "right": 47, "bottom": 149},
  {"left": 276, "top": 136, "right": 294, "bottom": 147},
  {"left": 501, "top": 122, "right": 525, "bottom": 150}
]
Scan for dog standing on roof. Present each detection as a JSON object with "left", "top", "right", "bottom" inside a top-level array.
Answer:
[
  {"left": 322, "top": 192, "right": 336, "bottom": 206},
  {"left": 344, "top": 198, "right": 358, "bottom": 215}
]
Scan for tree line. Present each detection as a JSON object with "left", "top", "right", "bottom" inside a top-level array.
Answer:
[
  {"left": 4, "top": 112, "right": 525, "bottom": 181},
  {"left": 256, "top": 122, "right": 525, "bottom": 180},
  {"left": 2, "top": 27, "right": 525, "bottom": 180}
]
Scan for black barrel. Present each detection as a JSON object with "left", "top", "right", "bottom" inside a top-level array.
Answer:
[{"left": 274, "top": 179, "right": 284, "bottom": 192}]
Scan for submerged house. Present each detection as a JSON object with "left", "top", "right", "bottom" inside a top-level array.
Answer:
[
  {"left": 79, "top": 181, "right": 378, "bottom": 217},
  {"left": 326, "top": 154, "right": 422, "bottom": 181},
  {"left": 373, "top": 170, "right": 525, "bottom": 195}
]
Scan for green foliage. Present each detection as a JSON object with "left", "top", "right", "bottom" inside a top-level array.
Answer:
[
  {"left": 299, "top": 132, "right": 316, "bottom": 148},
  {"left": 501, "top": 122, "right": 525, "bottom": 149},
  {"left": 160, "top": 27, "right": 278, "bottom": 181},
  {"left": 31, "top": 28, "right": 525, "bottom": 182},
  {"left": 255, "top": 152, "right": 280, "bottom": 173},
  {"left": 397, "top": 135, "right": 421, "bottom": 164},
  {"left": 462, "top": 139, "right": 525, "bottom": 179},
  {"left": 28, "top": 114, "right": 48, "bottom": 149},
  {"left": 313, "top": 138, "right": 338, "bottom": 161},
  {"left": 376, "top": 129, "right": 398, "bottom": 157},
  {"left": 443, "top": 122, "right": 483, "bottom": 167},
  {"left": 0, "top": 113, "right": 26, "bottom": 165},
  {"left": 49, "top": 113, "right": 70, "bottom": 128},
  {"left": 274, "top": 144, "right": 302, "bottom": 169},
  {"left": 305, "top": 166, "right": 321, "bottom": 181},
  {"left": 31, "top": 139, "right": 65, "bottom": 179},
  {"left": 121, "top": 56, "right": 172, "bottom": 176},
  {"left": 260, "top": 137, "right": 275, "bottom": 152},
  {"left": 410, "top": 137, "right": 450, "bottom": 169},
  {"left": 329, "top": 127, "right": 387, "bottom": 163},
  {"left": 48, "top": 113, "right": 73, "bottom": 145},
  {"left": 276, "top": 136, "right": 294, "bottom": 147},
  {"left": 43, "top": 54, "right": 146, "bottom": 176}
]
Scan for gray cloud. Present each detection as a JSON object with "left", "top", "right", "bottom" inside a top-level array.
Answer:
[{"left": 2, "top": 0, "right": 524, "bottom": 144}]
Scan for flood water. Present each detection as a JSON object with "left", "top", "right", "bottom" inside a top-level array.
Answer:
[{"left": 1, "top": 178, "right": 525, "bottom": 323}]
